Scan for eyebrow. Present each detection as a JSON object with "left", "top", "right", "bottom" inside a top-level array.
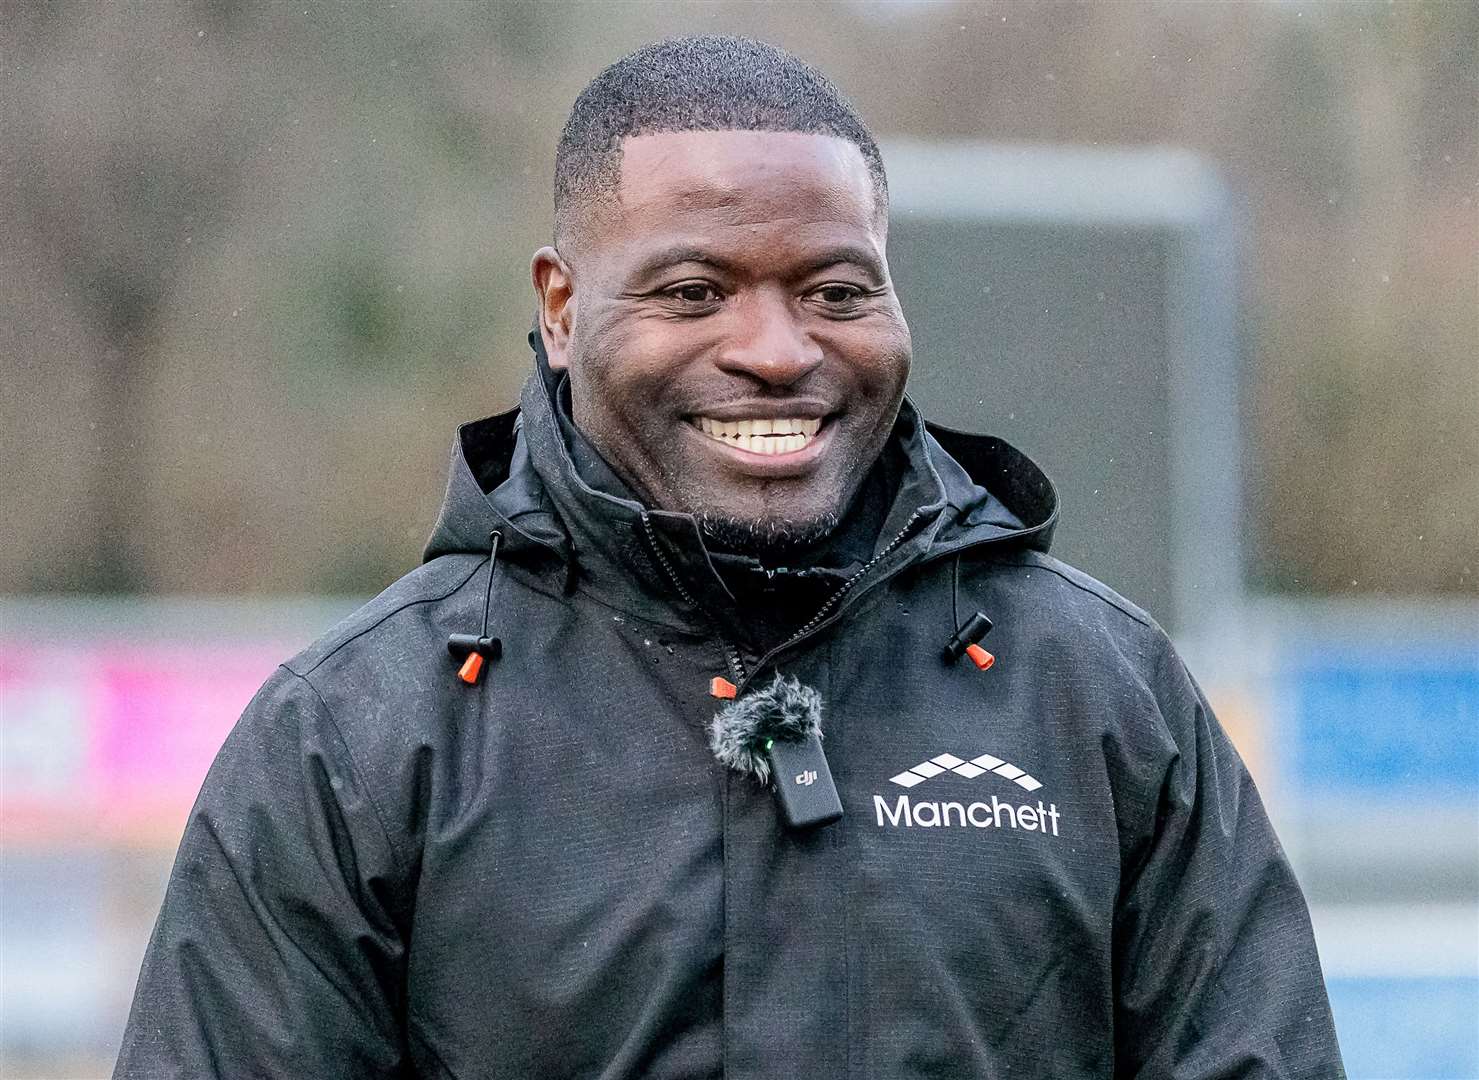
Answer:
[
  {"left": 627, "top": 243, "right": 885, "bottom": 284},
  {"left": 627, "top": 246, "right": 738, "bottom": 282},
  {"left": 796, "top": 245, "right": 886, "bottom": 279}
]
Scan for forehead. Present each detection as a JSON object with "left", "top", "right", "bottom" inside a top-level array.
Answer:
[{"left": 588, "top": 130, "right": 883, "bottom": 265}]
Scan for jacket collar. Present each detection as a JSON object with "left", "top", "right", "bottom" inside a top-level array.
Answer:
[{"left": 424, "top": 331, "right": 1058, "bottom": 634}]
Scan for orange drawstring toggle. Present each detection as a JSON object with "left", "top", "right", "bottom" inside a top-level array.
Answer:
[
  {"left": 944, "top": 611, "right": 995, "bottom": 670},
  {"left": 964, "top": 643, "right": 995, "bottom": 671},
  {"left": 710, "top": 676, "right": 738, "bottom": 699},
  {"left": 458, "top": 652, "right": 485, "bottom": 685}
]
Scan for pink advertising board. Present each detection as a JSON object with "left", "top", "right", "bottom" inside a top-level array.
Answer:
[{"left": 2, "top": 643, "right": 285, "bottom": 846}]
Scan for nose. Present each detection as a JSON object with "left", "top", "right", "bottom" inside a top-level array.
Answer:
[{"left": 716, "top": 287, "right": 824, "bottom": 387}]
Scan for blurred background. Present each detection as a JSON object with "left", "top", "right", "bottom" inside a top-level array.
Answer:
[{"left": 2, "top": 2, "right": 1475, "bottom": 1076}]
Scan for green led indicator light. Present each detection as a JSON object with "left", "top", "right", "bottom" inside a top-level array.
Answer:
[{"left": 765, "top": 738, "right": 774, "bottom": 751}]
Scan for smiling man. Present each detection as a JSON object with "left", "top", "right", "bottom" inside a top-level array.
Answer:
[
  {"left": 533, "top": 125, "right": 909, "bottom": 560},
  {"left": 115, "top": 36, "right": 1343, "bottom": 1080}
]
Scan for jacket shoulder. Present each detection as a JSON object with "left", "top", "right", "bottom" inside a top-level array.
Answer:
[
  {"left": 965, "top": 548, "right": 1185, "bottom": 732},
  {"left": 987, "top": 548, "right": 1165, "bottom": 638},
  {"left": 284, "top": 554, "right": 486, "bottom": 679}
]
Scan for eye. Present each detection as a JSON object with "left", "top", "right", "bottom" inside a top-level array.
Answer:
[
  {"left": 808, "top": 282, "right": 873, "bottom": 313},
  {"left": 814, "top": 284, "right": 863, "bottom": 304},
  {"left": 664, "top": 281, "right": 723, "bottom": 305}
]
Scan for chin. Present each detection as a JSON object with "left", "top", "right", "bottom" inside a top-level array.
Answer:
[{"left": 695, "top": 509, "right": 842, "bottom": 557}]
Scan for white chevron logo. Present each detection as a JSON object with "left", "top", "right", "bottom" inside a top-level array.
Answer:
[{"left": 889, "top": 753, "right": 1044, "bottom": 793}]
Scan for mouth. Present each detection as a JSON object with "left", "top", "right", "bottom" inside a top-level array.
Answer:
[{"left": 691, "top": 415, "right": 825, "bottom": 456}]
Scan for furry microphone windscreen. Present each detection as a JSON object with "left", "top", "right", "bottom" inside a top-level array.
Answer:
[{"left": 709, "top": 673, "right": 824, "bottom": 786}]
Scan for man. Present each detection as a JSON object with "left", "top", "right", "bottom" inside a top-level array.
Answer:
[{"left": 116, "top": 36, "right": 1344, "bottom": 1079}]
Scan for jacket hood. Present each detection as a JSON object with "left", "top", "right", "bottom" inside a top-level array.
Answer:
[{"left": 424, "top": 331, "right": 1057, "bottom": 627}]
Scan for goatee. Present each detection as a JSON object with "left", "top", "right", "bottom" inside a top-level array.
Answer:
[{"left": 697, "top": 510, "right": 842, "bottom": 558}]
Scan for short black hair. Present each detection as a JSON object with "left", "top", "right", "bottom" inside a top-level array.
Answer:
[{"left": 553, "top": 35, "right": 887, "bottom": 250}]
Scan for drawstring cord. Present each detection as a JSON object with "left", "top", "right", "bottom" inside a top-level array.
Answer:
[
  {"left": 448, "top": 530, "right": 504, "bottom": 685},
  {"left": 478, "top": 530, "right": 501, "bottom": 640},
  {"left": 943, "top": 551, "right": 996, "bottom": 670},
  {"left": 951, "top": 549, "right": 962, "bottom": 631}
]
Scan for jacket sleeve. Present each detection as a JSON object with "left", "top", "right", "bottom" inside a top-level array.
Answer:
[
  {"left": 1112, "top": 640, "right": 1345, "bottom": 1079},
  {"left": 113, "top": 665, "right": 410, "bottom": 1079}
]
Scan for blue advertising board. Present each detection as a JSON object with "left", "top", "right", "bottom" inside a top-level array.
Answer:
[{"left": 1286, "top": 647, "right": 1479, "bottom": 797}]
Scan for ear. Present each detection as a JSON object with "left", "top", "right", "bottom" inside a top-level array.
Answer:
[{"left": 531, "top": 246, "right": 575, "bottom": 371}]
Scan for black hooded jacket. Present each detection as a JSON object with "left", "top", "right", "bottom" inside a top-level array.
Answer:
[{"left": 115, "top": 341, "right": 1344, "bottom": 1079}]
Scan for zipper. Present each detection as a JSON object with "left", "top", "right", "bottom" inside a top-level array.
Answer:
[
  {"left": 762, "top": 509, "right": 924, "bottom": 666},
  {"left": 640, "top": 513, "right": 747, "bottom": 683},
  {"left": 640, "top": 509, "right": 926, "bottom": 692}
]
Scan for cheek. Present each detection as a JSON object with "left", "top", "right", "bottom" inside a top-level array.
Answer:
[
  {"left": 568, "top": 326, "right": 682, "bottom": 444},
  {"left": 575, "top": 296, "right": 673, "bottom": 375},
  {"left": 827, "top": 317, "right": 912, "bottom": 400},
  {"left": 570, "top": 304, "right": 635, "bottom": 394},
  {"left": 576, "top": 315, "right": 709, "bottom": 407}
]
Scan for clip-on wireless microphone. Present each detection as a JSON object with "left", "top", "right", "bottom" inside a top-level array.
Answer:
[{"left": 709, "top": 673, "right": 843, "bottom": 830}]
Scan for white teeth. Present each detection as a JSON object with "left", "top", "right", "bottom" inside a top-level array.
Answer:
[{"left": 692, "top": 416, "right": 824, "bottom": 454}]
